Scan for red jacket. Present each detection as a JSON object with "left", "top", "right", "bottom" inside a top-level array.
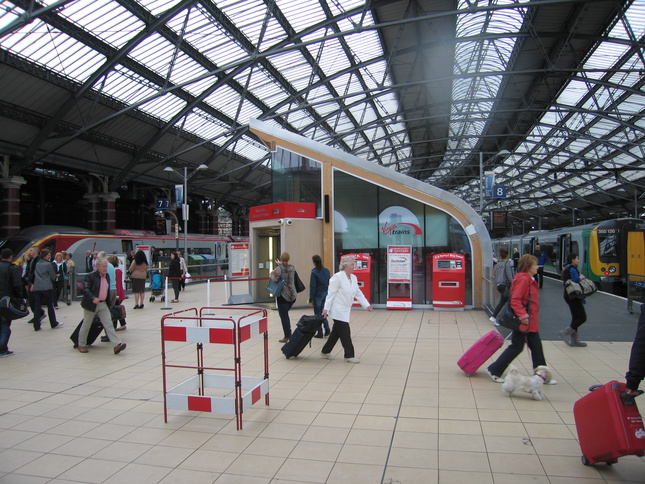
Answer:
[{"left": 510, "top": 271, "right": 539, "bottom": 332}]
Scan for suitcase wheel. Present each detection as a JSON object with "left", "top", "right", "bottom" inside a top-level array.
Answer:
[
  {"left": 66, "top": 301, "right": 71, "bottom": 306},
  {"left": 161, "top": 296, "right": 165, "bottom": 302},
  {"left": 581, "top": 455, "right": 591, "bottom": 466},
  {"left": 150, "top": 296, "right": 155, "bottom": 302}
]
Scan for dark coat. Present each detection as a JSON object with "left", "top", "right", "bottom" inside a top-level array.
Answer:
[
  {"left": 0, "top": 261, "right": 24, "bottom": 299},
  {"left": 81, "top": 271, "right": 112, "bottom": 312},
  {"left": 168, "top": 258, "right": 182, "bottom": 278}
]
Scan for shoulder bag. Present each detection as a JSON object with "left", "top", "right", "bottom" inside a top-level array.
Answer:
[
  {"left": 564, "top": 278, "right": 597, "bottom": 300},
  {"left": 294, "top": 271, "right": 306, "bottom": 293},
  {"left": 0, "top": 296, "right": 30, "bottom": 321},
  {"left": 266, "top": 277, "right": 285, "bottom": 297},
  {"left": 497, "top": 286, "right": 531, "bottom": 333}
]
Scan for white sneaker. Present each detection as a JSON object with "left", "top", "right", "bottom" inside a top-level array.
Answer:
[
  {"left": 345, "top": 357, "right": 360, "bottom": 363},
  {"left": 545, "top": 379, "right": 557, "bottom": 385},
  {"left": 489, "top": 317, "right": 499, "bottom": 326},
  {"left": 486, "top": 369, "right": 504, "bottom": 383},
  {"left": 321, "top": 352, "right": 335, "bottom": 360}
]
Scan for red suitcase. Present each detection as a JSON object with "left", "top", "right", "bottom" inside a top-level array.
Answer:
[
  {"left": 574, "top": 381, "right": 645, "bottom": 465},
  {"left": 458, "top": 330, "right": 504, "bottom": 376}
]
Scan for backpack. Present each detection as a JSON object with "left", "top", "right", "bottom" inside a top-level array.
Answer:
[{"left": 495, "top": 260, "right": 513, "bottom": 286}]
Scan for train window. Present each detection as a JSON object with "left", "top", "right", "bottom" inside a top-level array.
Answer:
[
  {"left": 572, "top": 242, "right": 580, "bottom": 261},
  {"left": 598, "top": 231, "right": 618, "bottom": 259}
]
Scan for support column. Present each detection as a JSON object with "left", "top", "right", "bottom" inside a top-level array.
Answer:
[
  {"left": 211, "top": 213, "right": 219, "bottom": 235},
  {"left": 84, "top": 193, "right": 101, "bottom": 232},
  {"left": 197, "top": 209, "right": 208, "bottom": 234},
  {"left": 0, "top": 176, "right": 27, "bottom": 237},
  {"left": 100, "top": 192, "right": 120, "bottom": 231}
]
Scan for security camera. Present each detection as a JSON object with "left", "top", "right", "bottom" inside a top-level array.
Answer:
[
  {"left": 286, "top": 219, "right": 293, "bottom": 225},
  {"left": 277, "top": 219, "right": 283, "bottom": 225}
]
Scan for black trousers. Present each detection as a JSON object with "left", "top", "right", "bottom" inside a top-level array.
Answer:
[
  {"left": 321, "top": 319, "right": 354, "bottom": 358},
  {"left": 171, "top": 279, "right": 180, "bottom": 300},
  {"left": 492, "top": 284, "right": 510, "bottom": 318},
  {"left": 626, "top": 305, "right": 645, "bottom": 391},
  {"left": 487, "top": 331, "right": 546, "bottom": 378},
  {"left": 563, "top": 294, "right": 586, "bottom": 331},
  {"left": 534, "top": 267, "right": 544, "bottom": 288}
]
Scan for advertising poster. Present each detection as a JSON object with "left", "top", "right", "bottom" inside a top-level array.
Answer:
[
  {"left": 228, "top": 243, "right": 250, "bottom": 277},
  {"left": 387, "top": 245, "right": 412, "bottom": 283},
  {"left": 387, "top": 245, "right": 413, "bottom": 310}
]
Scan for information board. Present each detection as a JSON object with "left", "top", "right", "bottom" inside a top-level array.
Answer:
[{"left": 228, "top": 243, "right": 250, "bottom": 277}]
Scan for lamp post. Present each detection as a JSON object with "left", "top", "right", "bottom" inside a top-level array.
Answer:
[
  {"left": 479, "top": 150, "right": 511, "bottom": 214},
  {"left": 163, "top": 164, "right": 208, "bottom": 256}
]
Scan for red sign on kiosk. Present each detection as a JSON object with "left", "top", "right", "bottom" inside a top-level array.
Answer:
[
  {"left": 342, "top": 253, "right": 371, "bottom": 306},
  {"left": 432, "top": 253, "right": 466, "bottom": 309},
  {"left": 249, "top": 202, "right": 316, "bottom": 222}
]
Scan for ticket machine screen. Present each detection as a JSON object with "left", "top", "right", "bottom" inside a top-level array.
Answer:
[{"left": 436, "top": 259, "right": 462, "bottom": 270}]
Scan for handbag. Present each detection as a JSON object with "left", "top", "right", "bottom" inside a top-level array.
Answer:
[
  {"left": 0, "top": 296, "right": 30, "bottom": 321},
  {"left": 564, "top": 278, "right": 597, "bottom": 300},
  {"left": 294, "top": 271, "right": 305, "bottom": 293},
  {"left": 266, "top": 278, "right": 285, "bottom": 296},
  {"left": 497, "top": 301, "right": 529, "bottom": 332}
]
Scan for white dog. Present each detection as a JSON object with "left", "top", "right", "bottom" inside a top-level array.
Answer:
[{"left": 502, "top": 365, "right": 553, "bottom": 401}]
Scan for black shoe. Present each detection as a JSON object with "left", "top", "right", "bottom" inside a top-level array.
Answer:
[
  {"left": 314, "top": 334, "right": 323, "bottom": 339},
  {"left": 34, "top": 327, "right": 41, "bottom": 332},
  {"left": 324, "top": 329, "right": 330, "bottom": 337},
  {"left": 101, "top": 335, "right": 109, "bottom": 342}
]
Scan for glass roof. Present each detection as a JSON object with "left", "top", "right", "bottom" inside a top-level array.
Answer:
[{"left": 0, "top": 0, "right": 643, "bottom": 224}]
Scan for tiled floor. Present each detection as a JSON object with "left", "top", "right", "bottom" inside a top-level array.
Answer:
[{"left": 0, "top": 283, "right": 643, "bottom": 483}]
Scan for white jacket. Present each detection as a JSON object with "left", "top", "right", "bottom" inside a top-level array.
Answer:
[{"left": 323, "top": 271, "right": 370, "bottom": 323}]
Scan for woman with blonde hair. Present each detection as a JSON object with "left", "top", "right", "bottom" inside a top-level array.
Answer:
[
  {"left": 269, "top": 252, "right": 297, "bottom": 343},
  {"left": 51, "top": 252, "right": 67, "bottom": 309},
  {"left": 486, "top": 254, "right": 557, "bottom": 384}
]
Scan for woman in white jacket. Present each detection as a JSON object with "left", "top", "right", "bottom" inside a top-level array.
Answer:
[{"left": 321, "top": 255, "right": 373, "bottom": 363}]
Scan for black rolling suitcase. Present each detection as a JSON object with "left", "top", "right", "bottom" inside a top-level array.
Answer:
[
  {"left": 281, "top": 315, "right": 324, "bottom": 359},
  {"left": 70, "top": 316, "right": 104, "bottom": 348}
]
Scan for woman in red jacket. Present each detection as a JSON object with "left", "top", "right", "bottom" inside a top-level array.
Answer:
[{"left": 486, "top": 254, "right": 557, "bottom": 384}]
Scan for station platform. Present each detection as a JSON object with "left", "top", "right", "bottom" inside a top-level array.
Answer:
[{"left": 0, "top": 280, "right": 643, "bottom": 483}]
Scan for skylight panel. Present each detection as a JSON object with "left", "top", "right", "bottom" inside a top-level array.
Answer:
[
  {"left": 276, "top": 0, "right": 326, "bottom": 32},
  {"left": 57, "top": 0, "right": 142, "bottom": 49},
  {"left": 140, "top": 92, "right": 186, "bottom": 120},
  {"left": 101, "top": 67, "right": 159, "bottom": 104},
  {"left": 181, "top": 108, "right": 230, "bottom": 141},
  {"left": 316, "top": 38, "right": 351, "bottom": 76},
  {"left": 232, "top": 136, "right": 269, "bottom": 161},
  {"left": 136, "top": 0, "right": 184, "bottom": 17}
]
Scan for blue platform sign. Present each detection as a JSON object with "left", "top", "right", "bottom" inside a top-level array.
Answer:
[
  {"left": 493, "top": 185, "right": 507, "bottom": 199},
  {"left": 155, "top": 198, "right": 170, "bottom": 210}
]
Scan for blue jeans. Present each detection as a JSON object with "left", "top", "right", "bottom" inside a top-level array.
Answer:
[
  {"left": 313, "top": 292, "right": 330, "bottom": 336},
  {"left": 0, "top": 317, "right": 11, "bottom": 353}
]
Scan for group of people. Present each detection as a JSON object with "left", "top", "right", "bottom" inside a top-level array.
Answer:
[
  {"left": 269, "top": 252, "right": 372, "bottom": 363},
  {"left": 486, "top": 247, "right": 592, "bottom": 384}
]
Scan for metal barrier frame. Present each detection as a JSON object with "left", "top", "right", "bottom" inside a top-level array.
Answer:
[{"left": 160, "top": 306, "right": 269, "bottom": 430}]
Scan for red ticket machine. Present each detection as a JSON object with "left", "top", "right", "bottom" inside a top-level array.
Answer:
[
  {"left": 343, "top": 253, "right": 371, "bottom": 306},
  {"left": 432, "top": 253, "right": 466, "bottom": 309}
]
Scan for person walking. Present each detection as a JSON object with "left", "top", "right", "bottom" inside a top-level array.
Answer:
[
  {"left": 626, "top": 304, "right": 645, "bottom": 396},
  {"left": 32, "top": 249, "right": 63, "bottom": 331},
  {"left": 129, "top": 250, "right": 148, "bottom": 309},
  {"left": 0, "top": 248, "right": 24, "bottom": 357},
  {"left": 77, "top": 258, "right": 126, "bottom": 354},
  {"left": 533, "top": 245, "right": 546, "bottom": 288},
  {"left": 512, "top": 248, "right": 520, "bottom": 273},
  {"left": 486, "top": 254, "right": 557, "bottom": 384},
  {"left": 321, "top": 255, "right": 373, "bottom": 363},
  {"left": 168, "top": 252, "right": 182, "bottom": 303},
  {"left": 51, "top": 252, "right": 67, "bottom": 309},
  {"left": 309, "top": 255, "right": 331, "bottom": 338},
  {"left": 489, "top": 247, "right": 514, "bottom": 325},
  {"left": 558, "top": 252, "right": 588, "bottom": 347},
  {"left": 269, "top": 252, "right": 297, "bottom": 343},
  {"left": 178, "top": 252, "right": 187, "bottom": 291}
]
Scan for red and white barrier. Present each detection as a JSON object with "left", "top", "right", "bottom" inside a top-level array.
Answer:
[{"left": 161, "top": 307, "right": 269, "bottom": 430}]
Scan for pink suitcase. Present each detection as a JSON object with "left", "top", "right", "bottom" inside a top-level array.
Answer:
[{"left": 458, "top": 330, "right": 504, "bottom": 376}]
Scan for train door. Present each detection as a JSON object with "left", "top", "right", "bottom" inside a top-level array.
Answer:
[
  {"left": 626, "top": 230, "right": 645, "bottom": 280},
  {"left": 558, "top": 234, "right": 571, "bottom": 273}
]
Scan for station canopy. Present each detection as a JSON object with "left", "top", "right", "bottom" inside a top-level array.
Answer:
[{"left": 0, "top": 0, "right": 643, "bottom": 230}]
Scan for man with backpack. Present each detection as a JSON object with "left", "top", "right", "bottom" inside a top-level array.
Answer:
[
  {"left": 0, "top": 249, "right": 24, "bottom": 357},
  {"left": 489, "top": 247, "right": 514, "bottom": 325}
]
